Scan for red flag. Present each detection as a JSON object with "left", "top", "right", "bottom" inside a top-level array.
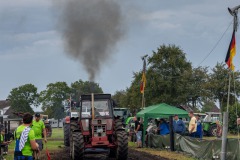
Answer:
[{"left": 225, "top": 31, "right": 236, "bottom": 71}]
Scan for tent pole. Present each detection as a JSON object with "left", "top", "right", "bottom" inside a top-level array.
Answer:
[{"left": 169, "top": 116, "right": 175, "bottom": 151}]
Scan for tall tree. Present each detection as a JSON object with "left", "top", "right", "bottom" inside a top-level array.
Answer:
[
  {"left": 146, "top": 44, "right": 192, "bottom": 106},
  {"left": 70, "top": 80, "right": 103, "bottom": 101},
  {"left": 40, "top": 82, "right": 70, "bottom": 119},
  {"left": 112, "top": 90, "right": 128, "bottom": 108},
  {"left": 207, "top": 63, "right": 240, "bottom": 112},
  {"left": 8, "top": 84, "right": 39, "bottom": 113},
  {"left": 186, "top": 66, "right": 210, "bottom": 110}
]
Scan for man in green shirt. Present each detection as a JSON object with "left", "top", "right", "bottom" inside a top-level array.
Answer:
[
  {"left": 14, "top": 112, "right": 39, "bottom": 160},
  {"left": 31, "top": 113, "right": 47, "bottom": 159}
]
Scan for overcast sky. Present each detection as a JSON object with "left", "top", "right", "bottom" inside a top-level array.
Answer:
[{"left": 0, "top": 0, "right": 240, "bottom": 105}]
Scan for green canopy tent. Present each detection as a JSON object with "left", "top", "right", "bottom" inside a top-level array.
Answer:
[{"left": 136, "top": 103, "right": 189, "bottom": 146}]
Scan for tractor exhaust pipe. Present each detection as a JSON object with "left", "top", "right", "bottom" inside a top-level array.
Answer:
[{"left": 91, "top": 93, "right": 95, "bottom": 120}]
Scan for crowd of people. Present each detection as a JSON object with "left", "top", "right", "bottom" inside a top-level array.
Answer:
[
  {"left": 0, "top": 113, "right": 47, "bottom": 160},
  {"left": 132, "top": 111, "right": 223, "bottom": 148}
]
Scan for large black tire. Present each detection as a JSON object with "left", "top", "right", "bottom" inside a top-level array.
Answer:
[
  {"left": 115, "top": 119, "right": 123, "bottom": 131},
  {"left": 209, "top": 124, "right": 217, "bottom": 136},
  {"left": 64, "top": 123, "right": 70, "bottom": 146},
  {"left": 114, "top": 131, "right": 128, "bottom": 160},
  {"left": 70, "top": 120, "right": 79, "bottom": 157},
  {"left": 72, "top": 132, "right": 84, "bottom": 160}
]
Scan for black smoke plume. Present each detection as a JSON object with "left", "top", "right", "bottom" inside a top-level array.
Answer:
[{"left": 56, "top": 0, "right": 124, "bottom": 81}]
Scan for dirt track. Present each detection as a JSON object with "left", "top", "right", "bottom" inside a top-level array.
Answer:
[{"left": 47, "top": 147, "right": 169, "bottom": 160}]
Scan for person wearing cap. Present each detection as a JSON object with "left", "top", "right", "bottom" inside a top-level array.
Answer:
[
  {"left": 31, "top": 113, "right": 47, "bottom": 159},
  {"left": 173, "top": 114, "right": 185, "bottom": 135},
  {"left": 14, "top": 112, "right": 39, "bottom": 160}
]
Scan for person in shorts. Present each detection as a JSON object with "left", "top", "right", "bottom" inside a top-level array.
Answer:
[
  {"left": 31, "top": 113, "right": 47, "bottom": 159},
  {"left": 133, "top": 116, "right": 143, "bottom": 148}
]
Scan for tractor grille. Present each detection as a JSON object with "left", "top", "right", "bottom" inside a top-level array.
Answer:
[{"left": 93, "top": 125, "right": 106, "bottom": 137}]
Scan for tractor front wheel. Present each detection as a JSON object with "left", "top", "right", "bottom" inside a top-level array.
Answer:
[
  {"left": 115, "top": 131, "right": 128, "bottom": 160},
  {"left": 71, "top": 132, "right": 84, "bottom": 160}
]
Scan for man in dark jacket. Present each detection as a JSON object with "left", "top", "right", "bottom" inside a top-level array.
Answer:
[{"left": 173, "top": 114, "right": 185, "bottom": 135}]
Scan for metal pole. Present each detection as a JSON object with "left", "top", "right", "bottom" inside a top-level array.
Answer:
[
  {"left": 227, "top": 71, "right": 231, "bottom": 112},
  {"left": 221, "top": 112, "right": 229, "bottom": 160},
  {"left": 7, "top": 121, "right": 10, "bottom": 141},
  {"left": 169, "top": 116, "right": 174, "bottom": 151}
]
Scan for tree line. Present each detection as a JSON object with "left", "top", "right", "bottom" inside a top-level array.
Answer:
[
  {"left": 7, "top": 80, "right": 103, "bottom": 119},
  {"left": 112, "top": 45, "right": 240, "bottom": 130}
]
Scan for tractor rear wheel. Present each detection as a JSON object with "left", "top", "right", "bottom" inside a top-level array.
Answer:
[
  {"left": 63, "top": 123, "right": 70, "bottom": 146},
  {"left": 72, "top": 132, "right": 84, "bottom": 160},
  {"left": 70, "top": 120, "right": 79, "bottom": 157},
  {"left": 209, "top": 124, "right": 217, "bottom": 136},
  {"left": 115, "top": 131, "right": 128, "bottom": 160}
]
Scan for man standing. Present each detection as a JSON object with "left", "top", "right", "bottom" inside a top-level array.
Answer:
[
  {"left": 195, "top": 114, "right": 203, "bottom": 139},
  {"left": 188, "top": 111, "right": 197, "bottom": 137},
  {"left": 14, "top": 113, "right": 39, "bottom": 160},
  {"left": 173, "top": 114, "right": 185, "bottom": 135},
  {"left": 133, "top": 116, "right": 142, "bottom": 148},
  {"left": 31, "top": 113, "right": 47, "bottom": 159}
]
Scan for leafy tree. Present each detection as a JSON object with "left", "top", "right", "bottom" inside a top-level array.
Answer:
[
  {"left": 207, "top": 63, "right": 240, "bottom": 112},
  {"left": 112, "top": 90, "right": 128, "bottom": 108},
  {"left": 146, "top": 44, "right": 192, "bottom": 106},
  {"left": 201, "top": 99, "right": 216, "bottom": 113},
  {"left": 8, "top": 84, "right": 39, "bottom": 113},
  {"left": 186, "top": 67, "right": 210, "bottom": 110},
  {"left": 70, "top": 80, "right": 103, "bottom": 101},
  {"left": 40, "top": 82, "right": 70, "bottom": 119},
  {"left": 228, "top": 103, "right": 240, "bottom": 134}
]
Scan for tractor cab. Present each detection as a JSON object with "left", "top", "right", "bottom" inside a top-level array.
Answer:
[{"left": 69, "top": 94, "right": 128, "bottom": 160}]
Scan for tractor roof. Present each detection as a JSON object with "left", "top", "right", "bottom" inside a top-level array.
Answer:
[{"left": 81, "top": 94, "right": 111, "bottom": 101}]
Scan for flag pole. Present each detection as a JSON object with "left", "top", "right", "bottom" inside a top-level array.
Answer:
[
  {"left": 141, "top": 55, "right": 147, "bottom": 110},
  {"left": 221, "top": 5, "right": 240, "bottom": 159}
]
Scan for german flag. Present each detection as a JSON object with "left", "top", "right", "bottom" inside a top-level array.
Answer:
[{"left": 225, "top": 31, "right": 236, "bottom": 71}]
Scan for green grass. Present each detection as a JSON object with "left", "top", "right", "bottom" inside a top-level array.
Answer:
[{"left": 49, "top": 128, "right": 64, "bottom": 139}]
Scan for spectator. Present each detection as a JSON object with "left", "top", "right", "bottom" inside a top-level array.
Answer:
[
  {"left": 195, "top": 114, "right": 203, "bottom": 139},
  {"left": 188, "top": 111, "right": 197, "bottom": 137},
  {"left": 14, "top": 112, "right": 39, "bottom": 160},
  {"left": 31, "top": 113, "right": 47, "bottom": 160},
  {"left": 0, "top": 129, "right": 11, "bottom": 155},
  {"left": 216, "top": 120, "right": 222, "bottom": 139},
  {"left": 133, "top": 116, "right": 143, "bottom": 148},
  {"left": 173, "top": 114, "right": 185, "bottom": 135},
  {"left": 159, "top": 119, "right": 170, "bottom": 135}
]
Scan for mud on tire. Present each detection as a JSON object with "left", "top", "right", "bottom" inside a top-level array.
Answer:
[
  {"left": 63, "top": 123, "right": 70, "bottom": 146},
  {"left": 209, "top": 124, "right": 217, "bottom": 137},
  {"left": 72, "top": 132, "right": 84, "bottom": 160},
  {"left": 115, "top": 131, "right": 128, "bottom": 160},
  {"left": 70, "top": 120, "right": 79, "bottom": 157}
]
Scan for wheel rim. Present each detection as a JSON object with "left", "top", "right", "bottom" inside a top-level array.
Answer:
[{"left": 212, "top": 128, "right": 217, "bottom": 136}]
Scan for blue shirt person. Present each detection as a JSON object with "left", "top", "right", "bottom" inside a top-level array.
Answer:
[
  {"left": 195, "top": 114, "right": 203, "bottom": 139},
  {"left": 159, "top": 119, "right": 169, "bottom": 135},
  {"left": 173, "top": 114, "right": 185, "bottom": 135}
]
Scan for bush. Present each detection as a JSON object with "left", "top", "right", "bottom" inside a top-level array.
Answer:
[{"left": 228, "top": 103, "right": 240, "bottom": 134}]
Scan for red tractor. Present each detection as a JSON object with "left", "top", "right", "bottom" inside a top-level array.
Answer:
[{"left": 69, "top": 94, "right": 128, "bottom": 160}]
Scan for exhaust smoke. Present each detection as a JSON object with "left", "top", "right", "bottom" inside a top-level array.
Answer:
[{"left": 55, "top": 0, "right": 125, "bottom": 81}]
